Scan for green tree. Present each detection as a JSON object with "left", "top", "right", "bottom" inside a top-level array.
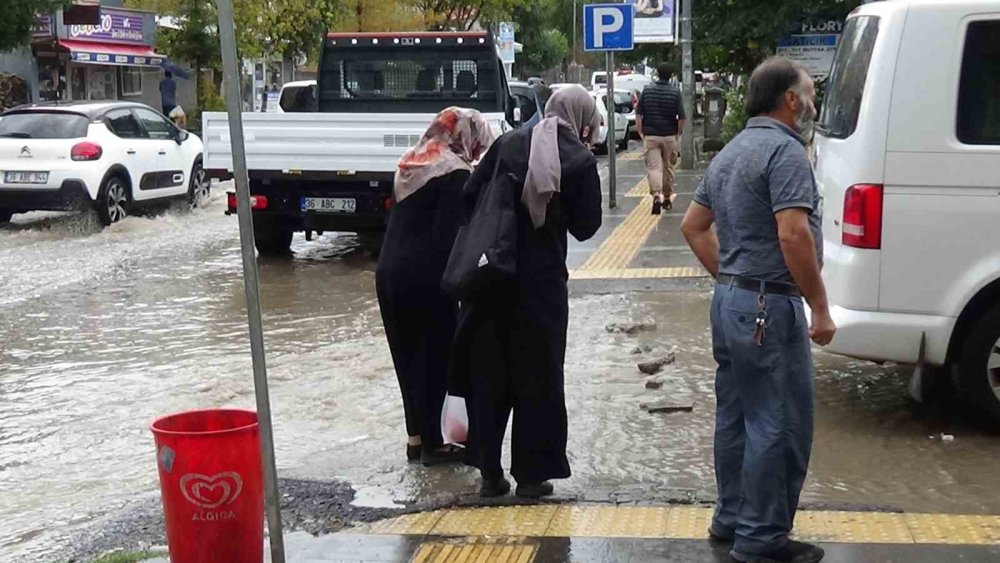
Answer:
[
  {"left": 335, "top": 0, "right": 422, "bottom": 32},
  {"left": 1, "top": 0, "right": 68, "bottom": 53},
  {"left": 693, "top": 0, "right": 861, "bottom": 75},
  {"left": 411, "top": 0, "right": 525, "bottom": 31},
  {"left": 522, "top": 28, "right": 568, "bottom": 74}
]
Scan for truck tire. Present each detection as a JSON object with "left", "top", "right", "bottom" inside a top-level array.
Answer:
[
  {"left": 358, "top": 232, "right": 384, "bottom": 256},
  {"left": 254, "top": 221, "right": 293, "bottom": 255},
  {"left": 955, "top": 302, "right": 1000, "bottom": 424}
]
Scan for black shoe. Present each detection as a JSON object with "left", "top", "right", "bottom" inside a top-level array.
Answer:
[
  {"left": 708, "top": 526, "right": 734, "bottom": 546},
  {"left": 652, "top": 197, "right": 663, "bottom": 215},
  {"left": 421, "top": 445, "right": 464, "bottom": 466},
  {"left": 406, "top": 444, "right": 421, "bottom": 463},
  {"left": 731, "top": 540, "right": 825, "bottom": 563},
  {"left": 664, "top": 198, "right": 674, "bottom": 212},
  {"left": 480, "top": 477, "right": 511, "bottom": 498},
  {"left": 515, "top": 481, "right": 554, "bottom": 499}
]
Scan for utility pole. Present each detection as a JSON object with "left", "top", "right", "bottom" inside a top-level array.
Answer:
[
  {"left": 572, "top": 0, "right": 578, "bottom": 64},
  {"left": 680, "top": 0, "right": 695, "bottom": 169}
]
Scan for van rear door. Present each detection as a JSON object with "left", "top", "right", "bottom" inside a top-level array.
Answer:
[{"left": 814, "top": 5, "right": 902, "bottom": 312}]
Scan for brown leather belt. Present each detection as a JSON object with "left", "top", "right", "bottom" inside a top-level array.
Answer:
[{"left": 717, "top": 274, "right": 802, "bottom": 298}]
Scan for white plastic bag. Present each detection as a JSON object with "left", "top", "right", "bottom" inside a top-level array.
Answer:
[{"left": 440, "top": 394, "right": 468, "bottom": 446}]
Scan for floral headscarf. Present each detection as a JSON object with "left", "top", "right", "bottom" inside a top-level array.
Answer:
[{"left": 394, "top": 107, "right": 495, "bottom": 203}]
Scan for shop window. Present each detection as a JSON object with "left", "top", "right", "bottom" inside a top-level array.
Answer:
[
  {"left": 87, "top": 66, "right": 116, "bottom": 100},
  {"left": 70, "top": 66, "right": 87, "bottom": 101},
  {"left": 120, "top": 67, "right": 143, "bottom": 97}
]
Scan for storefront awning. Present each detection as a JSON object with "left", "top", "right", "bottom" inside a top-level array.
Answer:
[{"left": 58, "top": 39, "right": 166, "bottom": 67}]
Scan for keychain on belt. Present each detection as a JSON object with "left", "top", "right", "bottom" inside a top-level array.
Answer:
[{"left": 754, "top": 293, "right": 767, "bottom": 346}]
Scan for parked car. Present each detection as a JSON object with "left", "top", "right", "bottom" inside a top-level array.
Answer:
[
  {"left": 509, "top": 81, "right": 552, "bottom": 129},
  {"left": 814, "top": 0, "right": 1000, "bottom": 422},
  {"left": 278, "top": 80, "right": 317, "bottom": 113},
  {"left": 0, "top": 101, "right": 207, "bottom": 226},
  {"left": 590, "top": 90, "right": 629, "bottom": 153}
]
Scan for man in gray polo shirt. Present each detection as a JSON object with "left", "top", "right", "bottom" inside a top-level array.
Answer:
[{"left": 680, "top": 57, "right": 835, "bottom": 563}]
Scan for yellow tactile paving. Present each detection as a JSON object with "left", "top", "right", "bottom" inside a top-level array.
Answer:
[
  {"left": 620, "top": 151, "right": 645, "bottom": 161},
  {"left": 904, "top": 513, "right": 1000, "bottom": 545},
  {"left": 571, "top": 266, "right": 707, "bottom": 280},
  {"left": 430, "top": 506, "right": 559, "bottom": 537},
  {"left": 359, "top": 506, "right": 1000, "bottom": 547},
  {"left": 544, "top": 505, "right": 671, "bottom": 538},
  {"left": 579, "top": 194, "right": 661, "bottom": 271},
  {"left": 627, "top": 177, "right": 650, "bottom": 197},
  {"left": 410, "top": 537, "right": 538, "bottom": 563},
  {"left": 793, "top": 511, "right": 914, "bottom": 544},
  {"left": 366, "top": 510, "right": 445, "bottom": 535},
  {"left": 665, "top": 507, "right": 716, "bottom": 539}
]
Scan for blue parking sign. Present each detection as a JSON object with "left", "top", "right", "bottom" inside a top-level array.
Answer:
[{"left": 583, "top": 3, "right": 635, "bottom": 52}]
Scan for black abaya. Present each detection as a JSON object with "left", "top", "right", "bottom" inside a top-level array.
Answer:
[
  {"left": 376, "top": 169, "right": 470, "bottom": 449},
  {"left": 452, "top": 128, "right": 602, "bottom": 483}
]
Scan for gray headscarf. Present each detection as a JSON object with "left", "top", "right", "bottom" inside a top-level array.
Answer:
[{"left": 522, "top": 85, "right": 600, "bottom": 228}]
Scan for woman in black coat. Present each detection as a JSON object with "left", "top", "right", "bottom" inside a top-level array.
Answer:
[
  {"left": 376, "top": 108, "right": 494, "bottom": 466},
  {"left": 452, "top": 86, "right": 603, "bottom": 498}
]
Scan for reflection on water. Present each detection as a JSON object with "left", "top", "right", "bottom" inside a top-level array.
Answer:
[{"left": 2, "top": 197, "right": 999, "bottom": 560}]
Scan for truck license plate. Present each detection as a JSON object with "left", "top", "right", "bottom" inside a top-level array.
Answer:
[
  {"left": 4, "top": 171, "right": 48, "bottom": 184},
  {"left": 301, "top": 197, "right": 356, "bottom": 213}
]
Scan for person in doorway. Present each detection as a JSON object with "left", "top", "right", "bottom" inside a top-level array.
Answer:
[
  {"left": 680, "top": 57, "right": 835, "bottom": 563},
  {"left": 453, "top": 85, "right": 602, "bottom": 499},
  {"left": 159, "top": 70, "right": 177, "bottom": 116},
  {"left": 376, "top": 107, "right": 494, "bottom": 467},
  {"left": 636, "top": 62, "right": 686, "bottom": 215}
]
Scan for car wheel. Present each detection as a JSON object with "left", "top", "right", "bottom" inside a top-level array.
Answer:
[
  {"left": 188, "top": 161, "right": 210, "bottom": 208},
  {"left": 956, "top": 302, "right": 1000, "bottom": 424},
  {"left": 254, "top": 220, "right": 294, "bottom": 255},
  {"left": 96, "top": 175, "right": 129, "bottom": 226}
]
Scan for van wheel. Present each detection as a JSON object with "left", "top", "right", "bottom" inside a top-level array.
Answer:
[
  {"left": 955, "top": 303, "right": 1000, "bottom": 424},
  {"left": 96, "top": 175, "right": 129, "bottom": 226},
  {"left": 254, "top": 220, "right": 293, "bottom": 255}
]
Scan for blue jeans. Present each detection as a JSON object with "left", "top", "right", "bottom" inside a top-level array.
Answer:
[{"left": 709, "top": 282, "right": 814, "bottom": 556}]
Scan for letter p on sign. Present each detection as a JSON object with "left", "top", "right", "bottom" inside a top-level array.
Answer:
[{"left": 584, "top": 3, "right": 634, "bottom": 52}]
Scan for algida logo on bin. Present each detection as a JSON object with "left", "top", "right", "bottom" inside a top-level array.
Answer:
[{"left": 180, "top": 472, "right": 243, "bottom": 522}]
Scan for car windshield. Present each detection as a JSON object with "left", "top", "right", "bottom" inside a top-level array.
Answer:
[
  {"left": 0, "top": 112, "right": 89, "bottom": 139},
  {"left": 318, "top": 44, "right": 501, "bottom": 113}
]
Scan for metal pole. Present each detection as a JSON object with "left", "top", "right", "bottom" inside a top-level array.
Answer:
[
  {"left": 215, "top": 0, "right": 286, "bottom": 561},
  {"left": 606, "top": 51, "right": 617, "bottom": 209},
  {"left": 680, "top": 0, "right": 695, "bottom": 169},
  {"left": 572, "top": 0, "right": 578, "bottom": 65}
]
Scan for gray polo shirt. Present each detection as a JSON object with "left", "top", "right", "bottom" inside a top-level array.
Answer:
[{"left": 693, "top": 117, "right": 822, "bottom": 283}]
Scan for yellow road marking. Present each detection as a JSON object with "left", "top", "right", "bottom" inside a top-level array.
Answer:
[
  {"left": 620, "top": 151, "right": 644, "bottom": 161},
  {"left": 364, "top": 505, "right": 1000, "bottom": 546}
]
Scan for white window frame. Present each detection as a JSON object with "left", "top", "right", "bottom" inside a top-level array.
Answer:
[{"left": 120, "top": 66, "right": 143, "bottom": 97}]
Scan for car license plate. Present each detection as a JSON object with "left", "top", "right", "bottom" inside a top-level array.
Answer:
[
  {"left": 301, "top": 197, "right": 356, "bottom": 213},
  {"left": 4, "top": 171, "right": 48, "bottom": 184}
]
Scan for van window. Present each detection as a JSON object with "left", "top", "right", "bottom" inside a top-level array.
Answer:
[
  {"left": 818, "top": 16, "right": 880, "bottom": 139},
  {"left": 957, "top": 21, "right": 1000, "bottom": 145}
]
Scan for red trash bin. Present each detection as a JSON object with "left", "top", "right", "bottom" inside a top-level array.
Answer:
[{"left": 151, "top": 409, "right": 264, "bottom": 563}]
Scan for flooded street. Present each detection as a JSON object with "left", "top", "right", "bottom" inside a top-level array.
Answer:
[{"left": 2, "top": 186, "right": 999, "bottom": 560}]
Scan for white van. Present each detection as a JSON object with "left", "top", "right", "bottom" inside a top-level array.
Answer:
[{"left": 814, "top": 0, "right": 1000, "bottom": 421}]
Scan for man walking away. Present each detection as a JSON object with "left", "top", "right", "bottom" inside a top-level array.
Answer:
[
  {"left": 636, "top": 63, "right": 685, "bottom": 215},
  {"left": 680, "top": 56, "right": 835, "bottom": 563},
  {"left": 159, "top": 71, "right": 177, "bottom": 116}
]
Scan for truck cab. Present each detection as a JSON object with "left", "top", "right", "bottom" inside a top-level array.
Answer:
[{"left": 204, "top": 31, "right": 514, "bottom": 254}]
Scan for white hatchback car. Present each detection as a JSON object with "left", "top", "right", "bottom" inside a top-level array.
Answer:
[
  {"left": 0, "top": 101, "right": 207, "bottom": 226},
  {"left": 815, "top": 0, "right": 1000, "bottom": 421}
]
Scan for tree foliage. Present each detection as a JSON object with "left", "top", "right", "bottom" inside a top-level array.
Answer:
[
  {"left": 411, "top": 0, "right": 525, "bottom": 31},
  {"left": 334, "top": 0, "right": 422, "bottom": 32},
  {"left": 693, "top": 0, "right": 861, "bottom": 76},
  {"left": 1, "top": 0, "right": 68, "bottom": 53}
]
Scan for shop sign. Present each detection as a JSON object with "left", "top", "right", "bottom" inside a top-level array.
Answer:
[
  {"left": 33, "top": 15, "right": 54, "bottom": 38},
  {"left": 69, "top": 8, "right": 146, "bottom": 45}
]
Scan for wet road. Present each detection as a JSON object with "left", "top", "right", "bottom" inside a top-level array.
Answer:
[{"left": 1, "top": 173, "right": 999, "bottom": 560}]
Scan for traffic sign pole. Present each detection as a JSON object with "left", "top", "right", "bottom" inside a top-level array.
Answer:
[{"left": 607, "top": 52, "right": 617, "bottom": 210}]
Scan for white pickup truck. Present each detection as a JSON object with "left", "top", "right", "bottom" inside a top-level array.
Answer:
[{"left": 204, "top": 31, "right": 515, "bottom": 254}]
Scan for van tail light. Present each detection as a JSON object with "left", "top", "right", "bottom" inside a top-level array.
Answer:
[
  {"left": 383, "top": 197, "right": 394, "bottom": 211},
  {"left": 226, "top": 192, "right": 268, "bottom": 212},
  {"left": 842, "top": 184, "right": 883, "bottom": 249},
  {"left": 70, "top": 142, "right": 102, "bottom": 161}
]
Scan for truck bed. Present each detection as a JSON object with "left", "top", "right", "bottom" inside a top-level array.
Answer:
[{"left": 202, "top": 111, "right": 506, "bottom": 176}]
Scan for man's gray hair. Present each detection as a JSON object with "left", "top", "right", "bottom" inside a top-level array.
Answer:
[{"left": 745, "top": 57, "right": 810, "bottom": 117}]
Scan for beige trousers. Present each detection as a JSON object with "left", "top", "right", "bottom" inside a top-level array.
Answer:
[{"left": 643, "top": 135, "right": 679, "bottom": 198}]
